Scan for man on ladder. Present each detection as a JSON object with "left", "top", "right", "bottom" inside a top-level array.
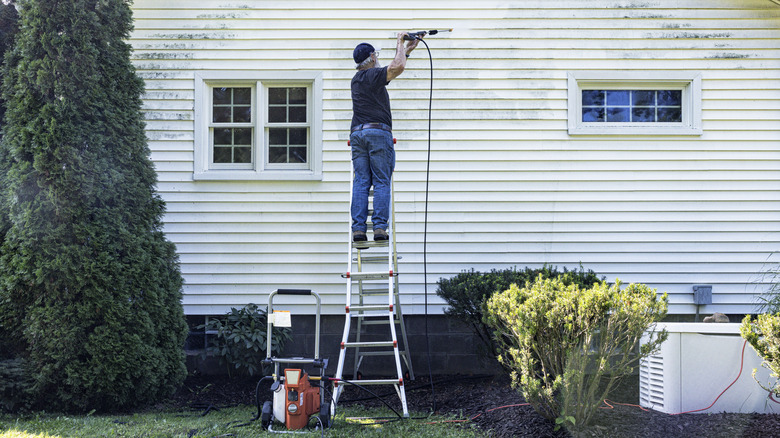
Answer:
[
  {"left": 331, "top": 31, "right": 420, "bottom": 420},
  {"left": 350, "top": 32, "right": 420, "bottom": 244}
]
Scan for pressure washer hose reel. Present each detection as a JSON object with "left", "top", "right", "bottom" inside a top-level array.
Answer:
[{"left": 259, "top": 289, "right": 331, "bottom": 432}]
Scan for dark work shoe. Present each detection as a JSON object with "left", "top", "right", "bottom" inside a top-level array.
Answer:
[
  {"left": 352, "top": 230, "right": 367, "bottom": 242},
  {"left": 373, "top": 228, "right": 389, "bottom": 241}
]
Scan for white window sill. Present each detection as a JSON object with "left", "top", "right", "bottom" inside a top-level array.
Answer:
[
  {"left": 569, "top": 125, "right": 703, "bottom": 136},
  {"left": 193, "top": 170, "right": 322, "bottom": 181}
]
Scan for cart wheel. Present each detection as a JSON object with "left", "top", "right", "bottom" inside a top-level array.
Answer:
[
  {"left": 261, "top": 401, "right": 273, "bottom": 428},
  {"left": 319, "top": 403, "right": 332, "bottom": 429}
]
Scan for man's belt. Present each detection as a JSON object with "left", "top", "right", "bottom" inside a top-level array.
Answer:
[{"left": 351, "top": 123, "right": 392, "bottom": 133}]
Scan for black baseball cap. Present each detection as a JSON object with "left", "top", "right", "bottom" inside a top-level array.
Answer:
[{"left": 353, "top": 42, "right": 375, "bottom": 64}]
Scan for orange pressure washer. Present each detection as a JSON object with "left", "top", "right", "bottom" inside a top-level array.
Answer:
[{"left": 259, "top": 289, "right": 331, "bottom": 432}]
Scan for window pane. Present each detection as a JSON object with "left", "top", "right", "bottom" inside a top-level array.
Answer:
[
  {"left": 269, "top": 107, "right": 286, "bottom": 123},
  {"left": 582, "top": 90, "right": 604, "bottom": 106},
  {"left": 233, "top": 87, "right": 251, "bottom": 104},
  {"left": 289, "top": 87, "right": 306, "bottom": 105},
  {"left": 269, "top": 88, "right": 287, "bottom": 105},
  {"left": 606, "top": 90, "right": 630, "bottom": 106},
  {"left": 632, "top": 91, "right": 655, "bottom": 106},
  {"left": 582, "top": 107, "right": 604, "bottom": 122},
  {"left": 657, "top": 107, "right": 682, "bottom": 122},
  {"left": 269, "top": 128, "right": 287, "bottom": 145},
  {"left": 583, "top": 89, "right": 683, "bottom": 124},
  {"left": 288, "top": 128, "right": 307, "bottom": 145},
  {"left": 632, "top": 107, "right": 655, "bottom": 122},
  {"left": 213, "top": 87, "right": 230, "bottom": 105},
  {"left": 290, "top": 147, "right": 307, "bottom": 164},
  {"left": 214, "top": 147, "right": 231, "bottom": 163},
  {"left": 658, "top": 90, "right": 682, "bottom": 106},
  {"left": 289, "top": 107, "right": 306, "bottom": 123},
  {"left": 234, "top": 106, "right": 251, "bottom": 123},
  {"left": 268, "top": 146, "right": 286, "bottom": 163},
  {"left": 213, "top": 107, "right": 231, "bottom": 123},
  {"left": 214, "top": 128, "right": 232, "bottom": 145},
  {"left": 234, "top": 128, "right": 252, "bottom": 145},
  {"left": 234, "top": 147, "right": 252, "bottom": 163},
  {"left": 262, "top": 86, "right": 310, "bottom": 166},
  {"left": 606, "top": 107, "right": 629, "bottom": 122}
]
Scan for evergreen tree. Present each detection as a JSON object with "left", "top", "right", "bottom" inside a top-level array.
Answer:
[
  {"left": 0, "top": 0, "right": 18, "bottom": 129},
  {"left": 0, "top": 0, "right": 19, "bottom": 357},
  {"left": 0, "top": 0, "right": 188, "bottom": 411}
]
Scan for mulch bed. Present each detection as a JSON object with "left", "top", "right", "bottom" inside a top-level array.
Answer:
[{"left": 164, "top": 372, "right": 780, "bottom": 437}]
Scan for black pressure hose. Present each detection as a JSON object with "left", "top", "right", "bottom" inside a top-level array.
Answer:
[
  {"left": 417, "top": 35, "right": 438, "bottom": 415},
  {"left": 245, "top": 376, "right": 273, "bottom": 424}
]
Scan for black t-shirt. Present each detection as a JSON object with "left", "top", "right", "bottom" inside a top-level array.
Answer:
[{"left": 351, "top": 66, "right": 392, "bottom": 129}]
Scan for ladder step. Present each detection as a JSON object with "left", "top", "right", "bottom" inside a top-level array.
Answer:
[
  {"left": 359, "top": 319, "right": 401, "bottom": 326},
  {"left": 357, "top": 351, "right": 397, "bottom": 357},
  {"left": 359, "top": 288, "right": 390, "bottom": 296},
  {"left": 347, "top": 271, "right": 393, "bottom": 281},
  {"left": 337, "top": 378, "right": 402, "bottom": 386},
  {"left": 343, "top": 341, "right": 396, "bottom": 348},
  {"left": 355, "top": 255, "right": 400, "bottom": 262},
  {"left": 352, "top": 240, "right": 389, "bottom": 249},
  {"left": 348, "top": 304, "right": 392, "bottom": 313},
  {"left": 355, "top": 256, "right": 389, "bottom": 263}
]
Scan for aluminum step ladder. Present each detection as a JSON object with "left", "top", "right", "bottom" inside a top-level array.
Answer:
[{"left": 332, "top": 142, "right": 412, "bottom": 418}]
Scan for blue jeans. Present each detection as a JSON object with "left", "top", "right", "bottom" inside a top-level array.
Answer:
[{"left": 350, "top": 128, "right": 395, "bottom": 232}]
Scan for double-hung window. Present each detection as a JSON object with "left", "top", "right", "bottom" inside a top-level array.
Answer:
[
  {"left": 568, "top": 71, "right": 702, "bottom": 136},
  {"left": 194, "top": 71, "right": 322, "bottom": 180}
]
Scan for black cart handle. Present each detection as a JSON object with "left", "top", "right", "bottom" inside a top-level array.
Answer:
[{"left": 275, "top": 289, "right": 312, "bottom": 295}]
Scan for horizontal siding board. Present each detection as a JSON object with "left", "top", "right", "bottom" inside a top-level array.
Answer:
[{"left": 130, "top": 0, "right": 780, "bottom": 315}]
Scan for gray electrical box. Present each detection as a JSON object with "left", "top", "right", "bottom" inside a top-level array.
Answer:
[{"left": 692, "top": 285, "right": 712, "bottom": 305}]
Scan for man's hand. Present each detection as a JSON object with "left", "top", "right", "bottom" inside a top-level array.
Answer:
[
  {"left": 398, "top": 32, "right": 422, "bottom": 56},
  {"left": 404, "top": 34, "right": 420, "bottom": 55},
  {"left": 387, "top": 32, "right": 416, "bottom": 82}
]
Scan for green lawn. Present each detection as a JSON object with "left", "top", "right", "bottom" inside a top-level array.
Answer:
[{"left": 0, "top": 405, "right": 484, "bottom": 438}]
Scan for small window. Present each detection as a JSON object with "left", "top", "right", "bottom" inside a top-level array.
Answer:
[
  {"left": 581, "top": 90, "right": 682, "bottom": 123},
  {"left": 568, "top": 72, "right": 701, "bottom": 136},
  {"left": 194, "top": 71, "right": 323, "bottom": 181}
]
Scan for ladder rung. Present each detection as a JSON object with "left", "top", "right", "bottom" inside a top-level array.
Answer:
[
  {"left": 355, "top": 256, "right": 389, "bottom": 263},
  {"left": 338, "top": 378, "right": 402, "bottom": 386},
  {"left": 343, "top": 341, "right": 396, "bottom": 348},
  {"left": 359, "top": 319, "right": 400, "bottom": 326},
  {"left": 359, "top": 288, "right": 390, "bottom": 296},
  {"left": 347, "top": 272, "right": 393, "bottom": 281},
  {"left": 352, "top": 240, "right": 389, "bottom": 249},
  {"left": 354, "top": 256, "right": 402, "bottom": 263},
  {"left": 348, "top": 304, "right": 392, "bottom": 313},
  {"left": 357, "top": 351, "right": 397, "bottom": 357}
]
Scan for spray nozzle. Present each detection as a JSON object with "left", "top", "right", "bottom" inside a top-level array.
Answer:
[{"left": 403, "top": 29, "right": 453, "bottom": 40}]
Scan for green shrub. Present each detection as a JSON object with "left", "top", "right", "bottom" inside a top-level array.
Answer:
[
  {"left": 0, "top": 0, "right": 187, "bottom": 412},
  {"left": 740, "top": 313, "right": 780, "bottom": 394},
  {"left": 484, "top": 276, "right": 668, "bottom": 430},
  {"left": 201, "top": 304, "right": 292, "bottom": 377},
  {"left": 436, "top": 266, "right": 603, "bottom": 366},
  {"left": 0, "top": 358, "right": 33, "bottom": 413},
  {"left": 754, "top": 258, "right": 780, "bottom": 314}
]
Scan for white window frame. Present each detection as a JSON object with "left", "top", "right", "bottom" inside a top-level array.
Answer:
[
  {"left": 568, "top": 71, "right": 702, "bottom": 136},
  {"left": 194, "top": 71, "right": 323, "bottom": 181}
]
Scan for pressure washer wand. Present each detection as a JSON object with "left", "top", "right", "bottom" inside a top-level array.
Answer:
[{"left": 403, "top": 29, "right": 453, "bottom": 40}]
